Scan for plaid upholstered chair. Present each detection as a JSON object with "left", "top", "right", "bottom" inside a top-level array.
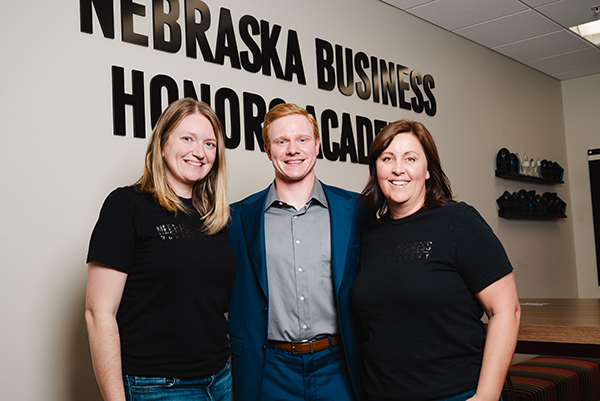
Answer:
[{"left": 502, "top": 356, "right": 600, "bottom": 401}]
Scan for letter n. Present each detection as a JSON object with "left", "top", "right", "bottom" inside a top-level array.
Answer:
[{"left": 80, "top": 0, "right": 115, "bottom": 38}]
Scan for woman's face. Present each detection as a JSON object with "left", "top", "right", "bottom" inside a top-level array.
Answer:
[
  {"left": 376, "top": 132, "right": 430, "bottom": 219},
  {"left": 162, "top": 112, "right": 217, "bottom": 198}
]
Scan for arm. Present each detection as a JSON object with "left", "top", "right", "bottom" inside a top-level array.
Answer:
[
  {"left": 85, "top": 261, "right": 128, "bottom": 401},
  {"left": 468, "top": 272, "right": 520, "bottom": 401}
]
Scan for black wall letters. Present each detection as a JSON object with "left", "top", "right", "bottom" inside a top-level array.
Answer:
[{"left": 81, "top": 0, "right": 438, "bottom": 163}]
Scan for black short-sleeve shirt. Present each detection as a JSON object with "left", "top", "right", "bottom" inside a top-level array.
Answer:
[
  {"left": 87, "top": 186, "right": 237, "bottom": 378},
  {"left": 351, "top": 202, "right": 513, "bottom": 400}
]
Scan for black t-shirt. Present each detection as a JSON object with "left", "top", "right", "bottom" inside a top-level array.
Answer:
[
  {"left": 351, "top": 202, "right": 513, "bottom": 401},
  {"left": 87, "top": 186, "right": 237, "bottom": 378}
]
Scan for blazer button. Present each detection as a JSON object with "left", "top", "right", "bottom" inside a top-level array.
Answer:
[
  {"left": 263, "top": 306, "right": 268, "bottom": 314},
  {"left": 262, "top": 344, "right": 267, "bottom": 351}
]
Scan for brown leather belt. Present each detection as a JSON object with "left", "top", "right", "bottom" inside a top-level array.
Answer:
[{"left": 267, "top": 335, "right": 341, "bottom": 355}]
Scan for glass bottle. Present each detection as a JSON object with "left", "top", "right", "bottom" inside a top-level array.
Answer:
[{"left": 522, "top": 154, "right": 530, "bottom": 176}]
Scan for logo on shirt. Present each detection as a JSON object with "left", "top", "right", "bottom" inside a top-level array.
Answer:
[
  {"left": 370, "top": 241, "right": 433, "bottom": 262},
  {"left": 156, "top": 224, "right": 204, "bottom": 241},
  {"left": 397, "top": 241, "right": 433, "bottom": 260}
]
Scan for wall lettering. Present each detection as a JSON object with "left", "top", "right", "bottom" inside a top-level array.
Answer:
[
  {"left": 315, "top": 38, "right": 437, "bottom": 116},
  {"left": 80, "top": 0, "right": 306, "bottom": 83},
  {"left": 112, "top": 66, "right": 384, "bottom": 164},
  {"left": 80, "top": 0, "right": 438, "bottom": 163}
]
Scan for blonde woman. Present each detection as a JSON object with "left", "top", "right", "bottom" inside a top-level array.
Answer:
[{"left": 85, "top": 98, "right": 236, "bottom": 401}]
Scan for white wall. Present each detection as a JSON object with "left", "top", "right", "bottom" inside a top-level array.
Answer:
[
  {"left": 562, "top": 74, "right": 600, "bottom": 298},
  {"left": 0, "top": 0, "right": 585, "bottom": 399}
]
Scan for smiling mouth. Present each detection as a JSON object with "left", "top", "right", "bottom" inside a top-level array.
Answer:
[
  {"left": 186, "top": 160, "right": 204, "bottom": 167},
  {"left": 285, "top": 160, "right": 303, "bottom": 165},
  {"left": 390, "top": 180, "right": 408, "bottom": 186}
]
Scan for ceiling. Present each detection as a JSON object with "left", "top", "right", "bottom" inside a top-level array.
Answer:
[{"left": 379, "top": 0, "right": 600, "bottom": 80}]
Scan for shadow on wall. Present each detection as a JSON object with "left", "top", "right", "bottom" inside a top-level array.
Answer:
[{"left": 67, "top": 285, "right": 103, "bottom": 401}]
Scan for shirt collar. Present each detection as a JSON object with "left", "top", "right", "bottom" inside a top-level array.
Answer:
[{"left": 265, "top": 179, "right": 328, "bottom": 211}]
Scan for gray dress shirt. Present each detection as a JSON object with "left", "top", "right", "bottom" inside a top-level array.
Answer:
[{"left": 264, "top": 180, "right": 339, "bottom": 341}]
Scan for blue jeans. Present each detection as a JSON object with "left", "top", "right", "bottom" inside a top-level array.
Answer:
[
  {"left": 434, "top": 389, "right": 502, "bottom": 401},
  {"left": 434, "top": 389, "right": 476, "bottom": 401},
  {"left": 123, "top": 361, "right": 232, "bottom": 401},
  {"left": 260, "top": 342, "right": 355, "bottom": 401},
  {"left": 369, "top": 388, "right": 502, "bottom": 401}
]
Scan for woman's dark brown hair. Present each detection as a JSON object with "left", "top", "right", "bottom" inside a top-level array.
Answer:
[{"left": 359, "top": 119, "right": 453, "bottom": 223}]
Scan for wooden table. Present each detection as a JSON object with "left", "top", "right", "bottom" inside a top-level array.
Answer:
[{"left": 516, "top": 298, "right": 600, "bottom": 357}]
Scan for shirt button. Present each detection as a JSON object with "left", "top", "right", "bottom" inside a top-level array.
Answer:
[
  {"left": 302, "top": 324, "right": 308, "bottom": 330},
  {"left": 295, "top": 240, "right": 300, "bottom": 244},
  {"left": 299, "top": 296, "right": 305, "bottom": 301},
  {"left": 298, "top": 267, "right": 303, "bottom": 272},
  {"left": 293, "top": 215, "right": 298, "bottom": 219}
]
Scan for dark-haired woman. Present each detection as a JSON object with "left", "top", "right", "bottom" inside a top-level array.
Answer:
[
  {"left": 85, "top": 98, "right": 236, "bottom": 401},
  {"left": 352, "top": 120, "right": 520, "bottom": 401}
]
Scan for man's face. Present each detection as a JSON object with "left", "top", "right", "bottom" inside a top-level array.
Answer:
[{"left": 265, "top": 114, "right": 320, "bottom": 185}]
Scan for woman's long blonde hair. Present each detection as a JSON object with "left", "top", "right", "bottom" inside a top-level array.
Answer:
[{"left": 136, "top": 98, "right": 229, "bottom": 235}]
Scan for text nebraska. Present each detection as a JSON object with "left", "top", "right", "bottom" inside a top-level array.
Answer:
[{"left": 79, "top": 0, "right": 306, "bottom": 83}]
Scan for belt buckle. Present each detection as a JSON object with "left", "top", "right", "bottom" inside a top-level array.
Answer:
[{"left": 291, "top": 339, "right": 312, "bottom": 355}]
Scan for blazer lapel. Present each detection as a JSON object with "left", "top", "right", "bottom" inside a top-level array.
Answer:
[
  {"left": 239, "top": 194, "right": 269, "bottom": 298},
  {"left": 324, "top": 185, "right": 353, "bottom": 296}
]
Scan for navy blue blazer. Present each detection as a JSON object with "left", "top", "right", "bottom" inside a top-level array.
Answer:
[{"left": 228, "top": 182, "right": 365, "bottom": 401}]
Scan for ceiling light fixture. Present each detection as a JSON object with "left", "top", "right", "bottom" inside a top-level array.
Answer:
[{"left": 570, "top": 6, "right": 600, "bottom": 45}]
